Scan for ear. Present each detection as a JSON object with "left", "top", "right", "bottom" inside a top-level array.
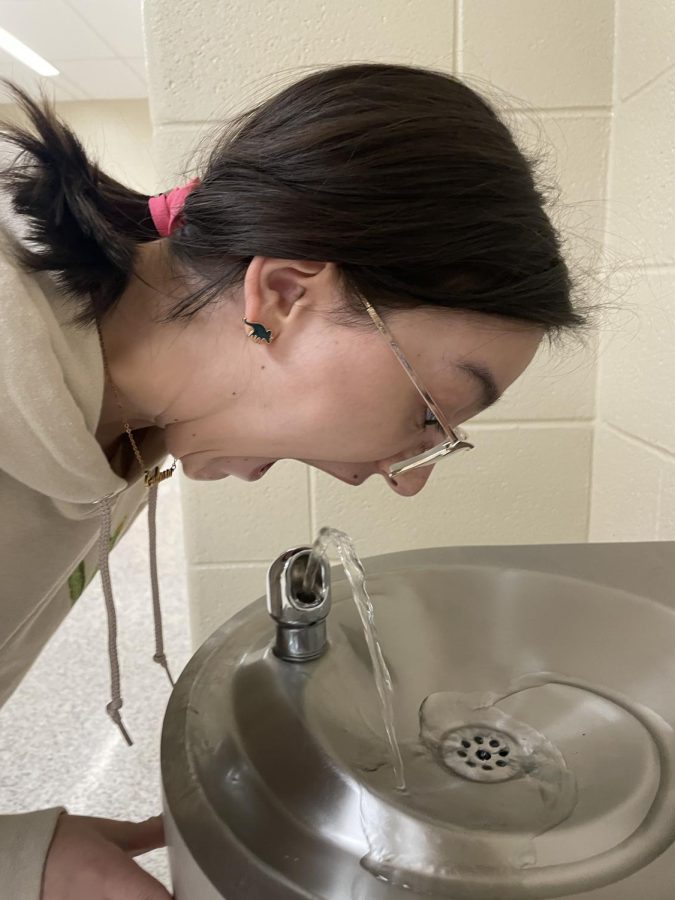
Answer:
[{"left": 243, "top": 257, "right": 333, "bottom": 338}]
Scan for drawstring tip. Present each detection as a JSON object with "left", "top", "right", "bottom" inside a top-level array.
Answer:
[
  {"left": 153, "top": 652, "right": 175, "bottom": 688},
  {"left": 107, "top": 700, "right": 134, "bottom": 746}
]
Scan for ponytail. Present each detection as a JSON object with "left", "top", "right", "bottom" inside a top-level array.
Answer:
[{"left": 0, "top": 79, "right": 158, "bottom": 325}]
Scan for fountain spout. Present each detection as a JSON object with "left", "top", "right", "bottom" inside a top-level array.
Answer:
[{"left": 267, "top": 546, "right": 332, "bottom": 662}]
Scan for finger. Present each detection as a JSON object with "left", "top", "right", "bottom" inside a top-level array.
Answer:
[
  {"left": 105, "top": 852, "right": 172, "bottom": 900},
  {"left": 88, "top": 815, "right": 166, "bottom": 856},
  {"left": 125, "top": 815, "right": 166, "bottom": 858}
]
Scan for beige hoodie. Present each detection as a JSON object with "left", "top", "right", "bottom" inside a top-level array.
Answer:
[{"left": 0, "top": 203, "right": 172, "bottom": 897}]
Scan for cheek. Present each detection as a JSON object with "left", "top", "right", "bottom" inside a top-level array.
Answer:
[
  {"left": 300, "top": 352, "right": 415, "bottom": 453},
  {"left": 296, "top": 390, "right": 417, "bottom": 461},
  {"left": 162, "top": 350, "right": 422, "bottom": 464}
]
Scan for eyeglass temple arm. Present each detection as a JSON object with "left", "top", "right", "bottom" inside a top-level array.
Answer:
[{"left": 360, "top": 298, "right": 460, "bottom": 440}]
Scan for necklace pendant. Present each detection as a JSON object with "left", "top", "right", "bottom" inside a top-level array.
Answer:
[{"left": 145, "top": 460, "right": 177, "bottom": 487}]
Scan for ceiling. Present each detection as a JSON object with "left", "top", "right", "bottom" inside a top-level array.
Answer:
[{"left": 0, "top": 0, "right": 147, "bottom": 103}]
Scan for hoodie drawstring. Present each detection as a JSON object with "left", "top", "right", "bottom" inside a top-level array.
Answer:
[
  {"left": 97, "top": 483, "right": 174, "bottom": 745},
  {"left": 97, "top": 494, "right": 133, "bottom": 746},
  {"left": 147, "top": 482, "right": 174, "bottom": 687}
]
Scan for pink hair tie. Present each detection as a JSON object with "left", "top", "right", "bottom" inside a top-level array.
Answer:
[{"left": 148, "top": 176, "right": 201, "bottom": 237}]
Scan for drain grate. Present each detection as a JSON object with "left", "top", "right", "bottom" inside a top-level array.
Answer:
[{"left": 438, "top": 726, "right": 523, "bottom": 783}]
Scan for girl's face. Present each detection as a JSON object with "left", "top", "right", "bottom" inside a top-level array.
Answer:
[{"left": 162, "top": 258, "right": 543, "bottom": 497}]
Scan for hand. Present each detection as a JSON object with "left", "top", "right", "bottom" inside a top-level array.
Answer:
[{"left": 43, "top": 813, "right": 172, "bottom": 899}]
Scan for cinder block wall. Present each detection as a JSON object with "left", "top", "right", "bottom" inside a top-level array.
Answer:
[
  {"left": 589, "top": 1, "right": 675, "bottom": 541},
  {"left": 144, "top": 0, "right": 613, "bottom": 645}
]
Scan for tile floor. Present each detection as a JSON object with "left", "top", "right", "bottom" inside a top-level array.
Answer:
[{"left": 0, "top": 475, "right": 192, "bottom": 891}]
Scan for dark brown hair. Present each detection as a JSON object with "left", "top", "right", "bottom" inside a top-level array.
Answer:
[{"left": 0, "top": 63, "right": 589, "bottom": 339}]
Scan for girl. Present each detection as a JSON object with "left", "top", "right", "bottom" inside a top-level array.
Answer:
[{"left": 0, "top": 62, "right": 588, "bottom": 899}]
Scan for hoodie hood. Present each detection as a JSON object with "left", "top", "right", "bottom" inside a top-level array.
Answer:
[
  {"left": 0, "top": 202, "right": 174, "bottom": 745},
  {"left": 0, "top": 243, "right": 126, "bottom": 516}
]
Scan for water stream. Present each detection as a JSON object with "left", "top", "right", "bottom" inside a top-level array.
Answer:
[{"left": 304, "top": 526, "right": 406, "bottom": 791}]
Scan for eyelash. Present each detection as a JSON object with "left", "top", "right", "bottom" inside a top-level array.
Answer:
[{"left": 424, "top": 408, "right": 440, "bottom": 428}]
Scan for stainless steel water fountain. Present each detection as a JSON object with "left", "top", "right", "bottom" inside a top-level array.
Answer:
[{"left": 162, "top": 540, "right": 675, "bottom": 899}]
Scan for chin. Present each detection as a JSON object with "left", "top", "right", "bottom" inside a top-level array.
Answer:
[
  {"left": 179, "top": 454, "right": 378, "bottom": 486},
  {"left": 181, "top": 456, "right": 277, "bottom": 482}
]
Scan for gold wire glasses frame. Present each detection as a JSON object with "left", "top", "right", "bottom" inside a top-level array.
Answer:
[{"left": 360, "top": 298, "right": 475, "bottom": 477}]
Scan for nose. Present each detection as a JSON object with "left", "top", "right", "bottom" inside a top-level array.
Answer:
[{"left": 376, "top": 460, "right": 435, "bottom": 497}]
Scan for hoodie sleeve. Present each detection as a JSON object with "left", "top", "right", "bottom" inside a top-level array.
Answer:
[{"left": 0, "top": 807, "right": 66, "bottom": 900}]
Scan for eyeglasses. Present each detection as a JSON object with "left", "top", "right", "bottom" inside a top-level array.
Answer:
[{"left": 360, "top": 298, "right": 474, "bottom": 477}]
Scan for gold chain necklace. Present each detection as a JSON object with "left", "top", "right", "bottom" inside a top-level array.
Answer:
[{"left": 95, "top": 320, "right": 176, "bottom": 487}]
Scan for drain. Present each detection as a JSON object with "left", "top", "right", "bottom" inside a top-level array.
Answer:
[{"left": 437, "top": 725, "right": 523, "bottom": 783}]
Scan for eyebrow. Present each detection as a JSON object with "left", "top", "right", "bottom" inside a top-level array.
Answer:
[{"left": 457, "top": 362, "right": 502, "bottom": 411}]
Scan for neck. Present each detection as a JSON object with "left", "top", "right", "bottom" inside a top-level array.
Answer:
[
  {"left": 95, "top": 240, "right": 186, "bottom": 444},
  {"left": 95, "top": 241, "right": 248, "bottom": 462}
]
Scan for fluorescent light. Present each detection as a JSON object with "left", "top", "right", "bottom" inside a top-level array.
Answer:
[{"left": 0, "top": 26, "right": 59, "bottom": 78}]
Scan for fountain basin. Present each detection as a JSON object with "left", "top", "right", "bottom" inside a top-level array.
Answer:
[{"left": 162, "top": 540, "right": 675, "bottom": 899}]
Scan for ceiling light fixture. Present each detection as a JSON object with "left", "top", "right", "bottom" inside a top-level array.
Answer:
[{"left": 0, "top": 26, "right": 59, "bottom": 77}]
